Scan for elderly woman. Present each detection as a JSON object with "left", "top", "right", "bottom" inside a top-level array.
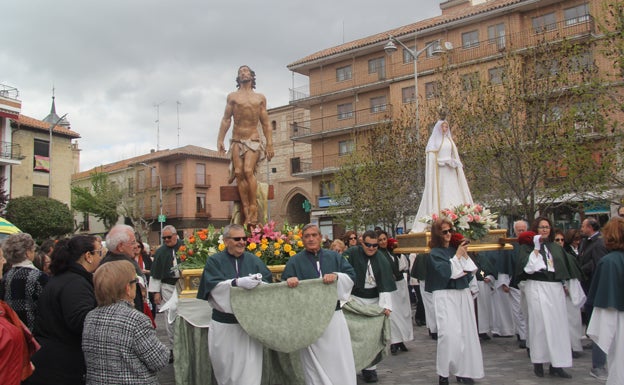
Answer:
[
  {"left": 25, "top": 235, "right": 102, "bottom": 385},
  {"left": 517, "top": 217, "right": 573, "bottom": 378},
  {"left": 587, "top": 217, "right": 624, "bottom": 385},
  {"left": 0, "top": 233, "right": 48, "bottom": 331},
  {"left": 83, "top": 260, "right": 169, "bottom": 385},
  {"left": 426, "top": 218, "right": 483, "bottom": 385}
]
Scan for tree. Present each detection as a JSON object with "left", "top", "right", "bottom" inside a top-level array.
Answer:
[
  {"left": 329, "top": 106, "right": 427, "bottom": 233},
  {"left": 5, "top": 196, "right": 73, "bottom": 241},
  {"left": 422, "top": 30, "right": 623, "bottom": 220},
  {"left": 72, "top": 172, "right": 123, "bottom": 230}
]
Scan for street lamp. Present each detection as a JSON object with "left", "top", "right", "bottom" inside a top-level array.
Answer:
[
  {"left": 384, "top": 35, "right": 453, "bottom": 139},
  {"left": 139, "top": 162, "right": 164, "bottom": 245}
]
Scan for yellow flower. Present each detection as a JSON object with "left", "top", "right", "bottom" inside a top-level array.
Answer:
[
  {"left": 283, "top": 244, "right": 292, "bottom": 253},
  {"left": 277, "top": 238, "right": 284, "bottom": 244},
  {"left": 293, "top": 234, "right": 301, "bottom": 241},
  {"left": 289, "top": 250, "right": 296, "bottom": 257},
  {"left": 274, "top": 242, "right": 281, "bottom": 250},
  {"left": 260, "top": 243, "right": 268, "bottom": 251},
  {"left": 218, "top": 243, "right": 226, "bottom": 251},
  {"left": 297, "top": 240, "right": 304, "bottom": 248},
  {"left": 247, "top": 242, "right": 257, "bottom": 251},
  {"left": 261, "top": 238, "right": 268, "bottom": 244},
  {"left": 255, "top": 251, "right": 262, "bottom": 257},
  {"left": 273, "top": 249, "right": 281, "bottom": 256}
]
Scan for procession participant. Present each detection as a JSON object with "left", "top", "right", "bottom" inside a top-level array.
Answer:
[
  {"left": 282, "top": 224, "right": 357, "bottom": 385},
  {"left": 343, "top": 230, "right": 396, "bottom": 383},
  {"left": 196, "top": 224, "right": 272, "bottom": 385}
]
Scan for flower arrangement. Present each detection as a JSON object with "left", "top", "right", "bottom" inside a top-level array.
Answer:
[
  {"left": 246, "top": 221, "right": 304, "bottom": 266},
  {"left": 419, "top": 203, "right": 499, "bottom": 240},
  {"left": 177, "top": 225, "right": 224, "bottom": 269},
  {"left": 176, "top": 222, "right": 304, "bottom": 269}
]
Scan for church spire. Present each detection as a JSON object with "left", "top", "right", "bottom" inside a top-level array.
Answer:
[{"left": 42, "top": 86, "right": 70, "bottom": 128}]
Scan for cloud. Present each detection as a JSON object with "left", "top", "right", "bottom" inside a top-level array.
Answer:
[{"left": 2, "top": 0, "right": 439, "bottom": 170}]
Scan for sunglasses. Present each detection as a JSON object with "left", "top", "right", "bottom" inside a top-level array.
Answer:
[
  {"left": 441, "top": 229, "right": 452, "bottom": 235},
  {"left": 162, "top": 235, "right": 174, "bottom": 240},
  {"left": 363, "top": 242, "right": 379, "bottom": 248},
  {"left": 349, "top": 236, "right": 357, "bottom": 240},
  {"left": 228, "top": 236, "right": 246, "bottom": 242},
  {"left": 555, "top": 238, "right": 564, "bottom": 242}
]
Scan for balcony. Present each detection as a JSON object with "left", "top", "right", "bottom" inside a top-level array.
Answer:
[
  {"left": 0, "top": 141, "right": 24, "bottom": 165},
  {"left": 290, "top": 105, "right": 392, "bottom": 143}
]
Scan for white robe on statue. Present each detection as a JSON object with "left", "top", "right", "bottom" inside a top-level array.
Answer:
[
  {"left": 388, "top": 255, "right": 414, "bottom": 344},
  {"left": 208, "top": 282, "right": 263, "bottom": 385},
  {"left": 412, "top": 120, "right": 473, "bottom": 232},
  {"left": 299, "top": 272, "right": 357, "bottom": 385}
]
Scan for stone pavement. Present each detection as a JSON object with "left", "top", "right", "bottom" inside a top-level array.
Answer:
[{"left": 155, "top": 312, "right": 602, "bottom": 385}]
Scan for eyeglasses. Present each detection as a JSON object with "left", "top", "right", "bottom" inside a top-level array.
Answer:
[
  {"left": 538, "top": 226, "right": 551, "bottom": 230},
  {"left": 349, "top": 236, "right": 357, "bottom": 240},
  {"left": 162, "top": 235, "right": 174, "bottom": 240},
  {"left": 441, "top": 229, "right": 453, "bottom": 235},
  {"left": 129, "top": 278, "right": 138, "bottom": 285},
  {"left": 363, "top": 242, "right": 379, "bottom": 248},
  {"left": 228, "top": 236, "right": 246, "bottom": 242},
  {"left": 555, "top": 238, "right": 564, "bottom": 242},
  {"left": 91, "top": 249, "right": 103, "bottom": 256}
]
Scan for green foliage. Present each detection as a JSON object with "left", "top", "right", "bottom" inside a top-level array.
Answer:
[
  {"left": 72, "top": 172, "right": 123, "bottom": 230},
  {"left": 422, "top": 32, "right": 623, "bottom": 220},
  {"left": 5, "top": 196, "right": 73, "bottom": 241},
  {"left": 329, "top": 106, "right": 426, "bottom": 231}
]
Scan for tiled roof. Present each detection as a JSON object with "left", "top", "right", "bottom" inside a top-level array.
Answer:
[
  {"left": 12, "top": 114, "right": 81, "bottom": 138},
  {"left": 287, "top": 0, "right": 524, "bottom": 69},
  {"left": 72, "top": 144, "right": 228, "bottom": 180}
]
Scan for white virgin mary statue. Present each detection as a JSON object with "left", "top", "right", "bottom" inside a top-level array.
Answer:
[{"left": 411, "top": 119, "right": 473, "bottom": 232}]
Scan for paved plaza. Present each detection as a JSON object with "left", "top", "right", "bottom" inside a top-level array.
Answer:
[{"left": 155, "top": 312, "right": 601, "bottom": 385}]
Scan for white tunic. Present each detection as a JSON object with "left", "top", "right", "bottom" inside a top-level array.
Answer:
[
  {"left": 299, "top": 272, "right": 357, "bottom": 385},
  {"left": 587, "top": 308, "right": 624, "bottom": 385},
  {"left": 420, "top": 281, "right": 437, "bottom": 333},
  {"left": 388, "top": 255, "right": 414, "bottom": 344},
  {"left": 489, "top": 273, "right": 516, "bottom": 336},
  {"left": 475, "top": 278, "right": 494, "bottom": 334}
]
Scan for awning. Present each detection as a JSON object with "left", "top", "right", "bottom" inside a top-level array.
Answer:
[{"left": 0, "top": 217, "right": 21, "bottom": 235}]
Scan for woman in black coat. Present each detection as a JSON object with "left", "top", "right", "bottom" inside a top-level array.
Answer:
[{"left": 24, "top": 235, "right": 103, "bottom": 385}]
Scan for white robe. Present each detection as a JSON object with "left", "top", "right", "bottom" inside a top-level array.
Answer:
[
  {"left": 587, "top": 308, "right": 624, "bottom": 385},
  {"left": 509, "top": 287, "right": 527, "bottom": 340},
  {"left": 412, "top": 134, "right": 473, "bottom": 232},
  {"left": 420, "top": 281, "right": 437, "bottom": 333},
  {"left": 299, "top": 272, "right": 357, "bottom": 385},
  {"left": 208, "top": 282, "right": 263, "bottom": 385},
  {"left": 433, "top": 288, "right": 484, "bottom": 379},
  {"left": 475, "top": 278, "right": 494, "bottom": 334},
  {"left": 388, "top": 255, "right": 414, "bottom": 344},
  {"left": 565, "top": 279, "right": 584, "bottom": 352},
  {"left": 524, "top": 280, "right": 572, "bottom": 367},
  {"left": 489, "top": 273, "right": 516, "bottom": 336}
]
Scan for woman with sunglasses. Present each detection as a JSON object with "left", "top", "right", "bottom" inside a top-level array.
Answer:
[
  {"left": 25, "top": 235, "right": 102, "bottom": 385},
  {"left": 83, "top": 260, "right": 169, "bottom": 384},
  {"left": 517, "top": 217, "right": 573, "bottom": 379},
  {"left": 425, "top": 218, "right": 483, "bottom": 385},
  {"left": 343, "top": 230, "right": 359, "bottom": 248}
]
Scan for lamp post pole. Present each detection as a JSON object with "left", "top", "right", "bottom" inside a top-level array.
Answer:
[
  {"left": 385, "top": 36, "right": 439, "bottom": 140},
  {"left": 140, "top": 162, "right": 164, "bottom": 245}
]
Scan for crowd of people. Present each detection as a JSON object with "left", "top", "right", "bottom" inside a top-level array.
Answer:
[{"left": 1, "top": 210, "right": 623, "bottom": 384}]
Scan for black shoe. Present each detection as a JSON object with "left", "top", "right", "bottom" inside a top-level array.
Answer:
[
  {"left": 415, "top": 319, "right": 425, "bottom": 327},
  {"left": 439, "top": 376, "right": 449, "bottom": 385},
  {"left": 533, "top": 363, "right": 544, "bottom": 377},
  {"left": 572, "top": 351, "right": 582, "bottom": 358},
  {"left": 168, "top": 349, "right": 174, "bottom": 364},
  {"left": 397, "top": 342, "right": 409, "bottom": 352},
  {"left": 479, "top": 333, "right": 491, "bottom": 341},
  {"left": 518, "top": 339, "right": 526, "bottom": 349},
  {"left": 430, "top": 332, "right": 438, "bottom": 340},
  {"left": 549, "top": 365, "right": 572, "bottom": 378},
  {"left": 456, "top": 377, "right": 475, "bottom": 384},
  {"left": 390, "top": 344, "right": 398, "bottom": 355},
  {"left": 362, "top": 369, "right": 378, "bottom": 383}
]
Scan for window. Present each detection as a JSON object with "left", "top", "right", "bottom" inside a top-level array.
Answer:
[
  {"left": 150, "top": 195, "right": 157, "bottom": 217},
  {"left": 461, "top": 72, "right": 481, "bottom": 91},
  {"left": 462, "top": 30, "right": 480, "bottom": 49},
  {"left": 196, "top": 163, "right": 206, "bottom": 185},
  {"left": 127, "top": 177, "right": 134, "bottom": 195},
  {"left": 368, "top": 57, "right": 385, "bottom": 74},
  {"left": 149, "top": 167, "right": 158, "bottom": 188},
  {"left": 402, "top": 86, "right": 416, "bottom": 103},
  {"left": 425, "top": 81, "right": 439, "bottom": 99},
  {"left": 33, "top": 139, "right": 50, "bottom": 173},
  {"left": 487, "top": 23, "right": 506, "bottom": 49},
  {"left": 338, "top": 139, "right": 354, "bottom": 156},
  {"left": 370, "top": 96, "right": 387, "bottom": 113},
  {"left": 564, "top": 3, "right": 589, "bottom": 26},
  {"left": 33, "top": 185, "right": 49, "bottom": 197},
  {"left": 196, "top": 193, "right": 206, "bottom": 213},
  {"left": 488, "top": 67, "right": 505, "bottom": 84},
  {"left": 320, "top": 181, "right": 335, "bottom": 197},
  {"left": 532, "top": 13, "right": 557, "bottom": 33},
  {"left": 403, "top": 46, "right": 416, "bottom": 63},
  {"left": 137, "top": 198, "right": 145, "bottom": 217},
  {"left": 176, "top": 193, "right": 183, "bottom": 215},
  {"left": 570, "top": 50, "right": 592, "bottom": 72},
  {"left": 336, "top": 65, "right": 352, "bottom": 82},
  {"left": 536, "top": 59, "right": 560, "bottom": 78},
  {"left": 137, "top": 169, "right": 145, "bottom": 190},
  {"left": 175, "top": 163, "right": 183, "bottom": 184},
  {"left": 337, "top": 103, "right": 353, "bottom": 120},
  {"left": 425, "top": 40, "right": 441, "bottom": 57}
]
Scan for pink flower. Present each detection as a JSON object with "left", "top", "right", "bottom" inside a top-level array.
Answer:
[{"left": 432, "top": 213, "right": 439, "bottom": 221}]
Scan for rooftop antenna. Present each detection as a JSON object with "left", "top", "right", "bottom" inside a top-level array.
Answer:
[
  {"left": 154, "top": 100, "right": 166, "bottom": 151},
  {"left": 176, "top": 101, "right": 181, "bottom": 147}
]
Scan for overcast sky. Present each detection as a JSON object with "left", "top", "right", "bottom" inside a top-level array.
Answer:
[{"left": 2, "top": 1, "right": 440, "bottom": 171}]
